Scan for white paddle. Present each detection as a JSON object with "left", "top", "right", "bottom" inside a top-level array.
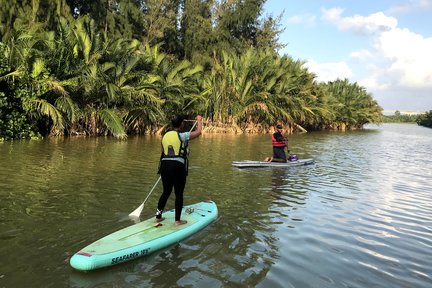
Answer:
[
  {"left": 128, "top": 120, "right": 198, "bottom": 218},
  {"left": 129, "top": 176, "right": 161, "bottom": 218}
]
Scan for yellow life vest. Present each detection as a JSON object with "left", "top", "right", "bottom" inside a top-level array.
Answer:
[{"left": 161, "top": 131, "right": 187, "bottom": 158}]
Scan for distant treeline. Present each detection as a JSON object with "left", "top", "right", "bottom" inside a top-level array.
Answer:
[
  {"left": 381, "top": 111, "right": 419, "bottom": 123},
  {"left": 0, "top": 0, "right": 382, "bottom": 140},
  {"left": 382, "top": 110, "right": 432, "bottom": 128}
]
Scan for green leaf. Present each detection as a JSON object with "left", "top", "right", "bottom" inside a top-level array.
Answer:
[{"left": 97, "top": 109, "right": 126, "bottom": 139}]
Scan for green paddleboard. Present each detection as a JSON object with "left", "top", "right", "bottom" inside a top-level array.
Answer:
[{"left": 70, "top": 200, "right": 218, "bottom": 271}]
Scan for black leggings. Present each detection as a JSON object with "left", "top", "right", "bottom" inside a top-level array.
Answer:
[
  {"left": 273, "top": 146, "right": 287, "bottom": 161},
  {"left": 157, "top": 160, "right": 187, "bottom": 221}
]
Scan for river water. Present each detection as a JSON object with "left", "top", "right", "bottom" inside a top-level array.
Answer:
[{"left": 0, "top": 123, "right": 431, "bottom": 288}]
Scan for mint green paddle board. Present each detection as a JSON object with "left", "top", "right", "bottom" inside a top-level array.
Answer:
[{"left": 70, "top": 200, "right": 218, "bottom": 271}]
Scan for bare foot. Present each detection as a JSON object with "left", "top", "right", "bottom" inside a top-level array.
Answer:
[
  {"left": 155, "top": 217, "right": 165, "bottom": 223},
  {"left": 175, "top": 220, "right": 187, "bottom": 226}
]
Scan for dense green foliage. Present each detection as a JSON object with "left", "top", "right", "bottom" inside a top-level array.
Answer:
[
  {"left": 416, "top": 111, "right": 432, "bottom": 128},
  {"left": 0, "top": 43, "right": 38, "bottom": 140},
  {"left": 0, "top": 0, "right": 382, "bottom": 140},
  {"left": 381, "top": 111, "right": 419, "bottom": 123}
]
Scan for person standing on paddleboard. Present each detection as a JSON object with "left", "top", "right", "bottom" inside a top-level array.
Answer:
[
  {"left": 155, "top": 114, "right": 203, "bottom": 225},
  {"left": 264, "top": 124, "right": 288, "bottom": 162}
]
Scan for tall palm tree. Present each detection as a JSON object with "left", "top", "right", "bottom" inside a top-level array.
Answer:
[
  {"left": 1, "top": 25, "right": 68, "bottom": 135},
  {"left": 325, "top": 79, "right": 382, "bottom": 129},
  {"left": 142, "top": 44, "right": 204, "bottom": 122},
  {"left": 231, "top": 49, "right": 287, "bottom": 129},
  {"left": 107, "top": 41, "right": 164, "bottom": 134},
  {"left": 62, "top": 16, "right": 128, "bottom": 138}
]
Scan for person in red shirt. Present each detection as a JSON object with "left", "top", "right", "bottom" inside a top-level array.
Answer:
[{"left": 264, "top": 124, "right": 288, "bottom": 162}]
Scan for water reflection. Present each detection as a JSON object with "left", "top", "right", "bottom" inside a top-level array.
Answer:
[{"left": 1, "top": 124, "right": 432, "bottom": 287}]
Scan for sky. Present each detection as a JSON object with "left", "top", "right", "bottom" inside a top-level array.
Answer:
[{"left": 263, "top": 0, "right": 432, "bottom": 113}]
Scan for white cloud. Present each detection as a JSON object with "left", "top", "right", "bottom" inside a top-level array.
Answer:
[
  {"left": 287, "top": 14, "right": 316, "bottom": 26},
  {"left": 389, "top": 0, "right": 432, "bottom": 13},
  {"left": 350, "top": 49, "right": 372, "bottom": 60},
  {"left": 321, "top": 7, "right": 344, "bottom": 23},
  {"left": 377, "top": 27, "right": 432, "bottom": 88},
  {"left": 322, "top": 8, "right": 397, "bottom": 35},
  {"left": 358, "top": 64, "right": 390, "bottom": 91},
  {"left": 320, "top": 7, "right": 432, "bottom": 110},
  {"left": 303, "top": 59, "right": 353, "bottom": 82}
]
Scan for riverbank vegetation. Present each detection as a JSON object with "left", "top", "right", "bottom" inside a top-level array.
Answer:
[
  {"left": 0, "top": 0, "right": 382, "bottom": 140},
  {"left": 416, "top": 111, "right": 432, "bottom": 128},
  {"left": 381, "top": 111, "right": 419, "bottom": 123},
  {"left": 382, "top": 110, "right": 432, "bottom": 128}
]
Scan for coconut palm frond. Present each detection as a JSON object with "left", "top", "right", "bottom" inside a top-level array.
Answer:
[
  {"left": 55, "top": 95, "right": 78, "bottom": 123},
  {"left": 97, "top": 109, "right": 127, "bottom": 139},
  {"left": 43, "top": 79, "right": 69, "bottom": 96},
  {"left": 31, "top": 99, "right": 64, "bottom": 130}
]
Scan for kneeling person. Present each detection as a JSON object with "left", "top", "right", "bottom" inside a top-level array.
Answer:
[{"left": 264, "top": 124, "right": 287, "bottom": 162}]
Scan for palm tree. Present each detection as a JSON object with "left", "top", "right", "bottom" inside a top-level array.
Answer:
[
  {"left": 325, "top": 79, "right": 382, "bottom": 130},
  {"left": 231, "top": 49, "right": 288, "bottom": 130},
  {"left": 1, "top": 25, "right": 68, "bottom": 135},
  {"left": 203, "top": 48, "right": 329, "bottom": 133},
  {"left": 107, "top": 41, "right": 164, "bottom": 134},
  {"left": 59, "top": 16, "right": 128, "bottom": 138},
  {"left": 141, "top": 44, "right": 204, "bottom": 123}
]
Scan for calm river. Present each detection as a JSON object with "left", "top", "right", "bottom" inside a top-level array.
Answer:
[{"left": 0, "top": 123, "right": 431, "bottom": 288}]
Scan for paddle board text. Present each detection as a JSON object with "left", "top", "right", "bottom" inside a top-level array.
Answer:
[{"left": 111, "top": 248, "right": 150, "bottom": 264}]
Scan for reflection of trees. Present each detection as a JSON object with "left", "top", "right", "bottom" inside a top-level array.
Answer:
[
  {"left": 0, "top": 136, "right": 165, "bottom": 287},
  {"left": 2, "top": 137, "right": 161, "bottom": 219},
  {"left": 1, "top": 134, "right": 315, "bottom": 286}
]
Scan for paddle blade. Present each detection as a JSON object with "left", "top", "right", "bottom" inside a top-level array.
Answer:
[{"left": 128, "top": 203, "right": 144, "bottom": 218}]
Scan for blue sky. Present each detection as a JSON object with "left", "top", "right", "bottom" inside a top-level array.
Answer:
[{"left": 264, "top": 0, "right": 432, "bottom": 112}]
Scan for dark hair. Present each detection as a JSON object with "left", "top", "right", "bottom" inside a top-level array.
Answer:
[
  {"left": 276, "top": 124, "right": 283, "bottom": 129},
  {"left": 171, "top": 115, "right": 184, "bottom": 128}
]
